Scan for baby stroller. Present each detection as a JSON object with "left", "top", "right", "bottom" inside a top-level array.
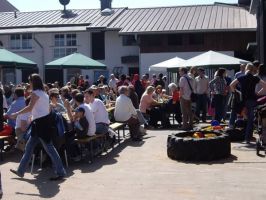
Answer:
[{"left": 255, "top": 96, "right": 266, "bottom": 156}]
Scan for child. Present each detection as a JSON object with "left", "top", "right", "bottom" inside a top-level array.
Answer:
[
  {"left": 15, "top": 97, "right": 32, "bottom": 151},
  {"left": 68, "top": 107, "right": 89, "bottom": 162},
  {"left": 73, "top": 107, "right": 88, "bottom": 138}
]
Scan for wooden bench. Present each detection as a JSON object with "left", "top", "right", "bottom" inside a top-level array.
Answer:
[
  {"left": 109, "top": 122, "right": 126, "bottom": 144},
  {"left": 74, "top": 133, "right": 107, "bottom": 162},
  {"left": 0, "top": 135, "right": 12, "bottom": 161}
]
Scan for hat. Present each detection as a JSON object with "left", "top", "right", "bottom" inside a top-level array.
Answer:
[
  {"left": 74, "top": 107, "right": 85, "bottom": 113},
  {"left": 90, "top": 85, "right": 98, "bottom": 90}
]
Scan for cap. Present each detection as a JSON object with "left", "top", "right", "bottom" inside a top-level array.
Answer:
[
  {"left": 89, "top": 85, "right": 98, "bottom": 90},
  {"left": 74, "top": 107, "right": 85, "bottom": 113}
]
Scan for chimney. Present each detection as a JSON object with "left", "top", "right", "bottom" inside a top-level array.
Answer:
[{"left": 100, "top": 0, "right": 112, "bottom": 11}]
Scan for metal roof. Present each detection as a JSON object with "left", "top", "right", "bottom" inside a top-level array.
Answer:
[
  {"left": 0, "top": 0, "right": 18, "bottom": 12},
  {"left": 0, "top": 26, "right": 88, "bottom": 35},
  {"left": 0, "top": 4, "right": 256, "bottom": 34},
  {"left": 110, "top": 4, "right": 257, "bottom": 34},
  {"left": 0, "top": 8, "right": 125, "bottom": 29}
]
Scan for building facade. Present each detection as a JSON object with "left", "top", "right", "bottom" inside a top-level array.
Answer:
[{"left": 0, "top": 1, "right": 257, "bottom": 84}]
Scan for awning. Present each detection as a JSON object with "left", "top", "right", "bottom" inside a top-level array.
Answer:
[
  {"left": 149, "top": 57, "right": 185, "bottom": 72},
  {"left": 0, "top": 48, "right": 37, "bottom": 69},
  {"left": 180, "top": 50, "right": 249, "bottom": 69},
  {"left": 45, "top": 52, "right": 106, "bottom": 70}
]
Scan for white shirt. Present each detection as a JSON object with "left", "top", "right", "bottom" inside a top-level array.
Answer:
[
  {"left": 2, "top": 95, "right": 8, "bottom": 109},
  {"left": 32, "top": 90, "right": 50, "bottom": 120},
  {"left": 15, "top": 112, "right": 31, "bottom": 129},
  {"left": 114, "top": 94, "right": 137, "bottom": 122},
  {"left": 109, "top": 78, "right": 118, "bottom": 90},
  {"left": 79, "top": 103, "right": 96, "bottom": 136},
  {"left": 88, "top": 99, "right": 110, "bottom": 124},
  {"left": 195, "top": 75, "right": 209, "bottom": 94},
  {"left": 179, "top": 75, "right": 193, "bottom": 100}
]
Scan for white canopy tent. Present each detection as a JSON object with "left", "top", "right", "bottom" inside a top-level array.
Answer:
[
  {"left": 180, "top": 50, "right": 249, "bottom": 68},
  {"left": 149, "top": 57, "right": 186, "bottom": 72}
]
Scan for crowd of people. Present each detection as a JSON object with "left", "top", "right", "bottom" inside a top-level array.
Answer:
[{"left": 0, "top": 60, "right": 265, "bottom": 188}]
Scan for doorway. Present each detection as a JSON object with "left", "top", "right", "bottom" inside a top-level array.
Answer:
[
  {"left": 45, "top": 69, "right": 63, "bottom": 86},
  {"left": 128, "top": 67, "right": 139, "bottom": 76}
]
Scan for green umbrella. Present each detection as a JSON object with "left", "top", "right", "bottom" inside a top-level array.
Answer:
[
  {"left": 45, "top": 52, "right": 106, "bottom": 69},
  {"left": 0, "top": 48, "right": 37, "bottom": 69}
]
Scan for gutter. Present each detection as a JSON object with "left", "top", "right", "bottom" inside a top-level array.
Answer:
[{"left": 117, "top": 28, "right": 257, "bottom": 35}]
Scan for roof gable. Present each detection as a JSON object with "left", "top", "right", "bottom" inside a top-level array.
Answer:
[{"left": 0, "top": 0, "right": 18, "bottom": 12}]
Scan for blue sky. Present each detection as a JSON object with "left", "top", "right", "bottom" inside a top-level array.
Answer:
[{"left": 9, "top": 0, "right": 238, "bottom": 11}]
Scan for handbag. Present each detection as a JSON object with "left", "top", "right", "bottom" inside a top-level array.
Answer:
[{"left": 185, "top": 77, "right": 197, "bottom": 102}]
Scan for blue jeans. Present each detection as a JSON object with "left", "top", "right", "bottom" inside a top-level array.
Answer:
[
  {"left": 96, "top": 123, "right": 109, "bottom": 134},
  {"left": 245, "top": 100, "right": 257, "bottom": 141},
  {"left": 17, "top": 135, "right": 66, "bottom": 177}
]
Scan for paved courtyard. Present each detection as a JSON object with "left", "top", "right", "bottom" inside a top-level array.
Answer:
[{"left": 1, "top": 128, "right": 266, "bottom": 200}]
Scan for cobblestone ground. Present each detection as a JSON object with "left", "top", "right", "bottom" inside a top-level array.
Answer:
[{"left": 1, "top": 127, "right": 266, "bottom": 200}]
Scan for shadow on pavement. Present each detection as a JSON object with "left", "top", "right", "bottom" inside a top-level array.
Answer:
[
  {"left": 6, "top": 135, "right": 152, "bottom": 198},
  {"left": 12, "top": 171, "right": 66, "bottom": 198},
  {"left": 182, "top": 154, "right": 238, "bottom": 165},
  {"left": 69, "top": 137, "right": 146, "bottom": 174}
]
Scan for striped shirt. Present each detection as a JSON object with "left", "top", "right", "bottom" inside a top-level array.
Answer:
[{"left": 209, "top": 77, "right": 227, "bottom": 95}]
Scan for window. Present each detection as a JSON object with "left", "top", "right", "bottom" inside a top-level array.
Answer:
[
  {"left": 167, "top": 34, "right": 183, "bottom": 46},
  {"left": 22, "top": 34, "right": 32, "bottom": 49},
  {"left": 54, "top": 47, "right": 77, "bottom": 59},
  {"left": 54, "top": 33, "right": 77, "bottom": 58},
  {"left": 122, "top": 35, "right": 137, "bottom": 46},
  {"left": 66, "top": 34, "right": 77, "bottom": 46},
  {"left": 10, "top": 34, "right": 32, "bottom": 50},
  {"left": 54, "top": 48, "right": 66, "bottom": 58},
  {"left": 189, "top": 34, "right": 204, "bottom": 45},
  {"left": 55, "top": 34, "right": 65, "bottom": 47},
  {"left": 91, "top": 32, "right": 105, "bottom": 60},
  {"left": 54, "top": 33, "right": 77, "bottom": 47},
  {"left": 142, "top": 35, "right": 162, "bottom": 46}
]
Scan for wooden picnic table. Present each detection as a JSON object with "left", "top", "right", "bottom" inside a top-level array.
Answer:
[{"left": 106, "top": 106, "right": 115, "bottom": 113}]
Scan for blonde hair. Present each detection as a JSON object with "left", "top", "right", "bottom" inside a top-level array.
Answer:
[
  {"left": 145, "top": 86, "right": 155, "bottom": 95},
  {"left": 245, "top": 63, "right": 254, "bottom": 72}
]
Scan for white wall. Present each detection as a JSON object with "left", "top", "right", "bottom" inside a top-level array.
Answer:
[
  {"left": 0, "top": 30, "right": 236, "bottom": 84},
  {"left": 104, "top": 31, "right": 139, "bottom": 75},
  {"left": 0, "top": 30, "right": 139, "bottom": 84}
]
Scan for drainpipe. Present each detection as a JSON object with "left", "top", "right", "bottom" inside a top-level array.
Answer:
[
  {"left": 135, "top": 33, "right": 142, "bottom": 75},
  {"left": 33, "top": 34, "right": 45, "bottom": 80}
]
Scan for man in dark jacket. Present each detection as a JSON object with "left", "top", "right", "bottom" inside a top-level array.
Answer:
[
  {"left": 154, "top": 73, "right": 165, "bottom": 88},
  {"left": 230, "top": 63, "right": 266, "bottom": 143}
]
